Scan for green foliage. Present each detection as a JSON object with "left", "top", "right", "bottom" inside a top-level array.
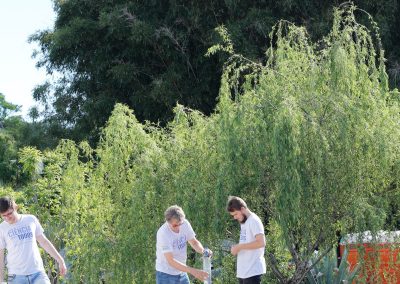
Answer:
[
  {"left": 0, "top": 94, "right": 20, "bottom": 185},
  {"left": 306, "top": 249, "right": 360, "bottom": 284},
  {"left": 0, "top": 94, "right": 61, "bottom": 186},
  {"left": 0, "top": 113, "right": 59, "bottom": 152},
  {"left": 0, "top": 186, "right": 26, "bottom": 208},
  {"left": 31, "top": 0, "right": 400, "bottom": 143},
  {"left": 0, "top": 132, "right": 18, "bottom": 185},
  {"left": 18, "top": 147, "right": 43, "bottom": 178},
  {"left": 210, "top": 3, "right": 400, "bottom": 283},
  {"left": 0, "top": 93, "right": 20, "bottom": 122}
]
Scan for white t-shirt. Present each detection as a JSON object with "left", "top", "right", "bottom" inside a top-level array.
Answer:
[
  {"left": 156, "top": 219, "right": 196, "bottom": 275},
  {"left": 0, "top": 214, "right": 45, "bottom": 275},
  {"left": 237, "top": 212, "right": 266, "bottom": 278}
]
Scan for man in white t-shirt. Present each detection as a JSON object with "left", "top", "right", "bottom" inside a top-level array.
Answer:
[
  {"left": 227, "top": 196, "right": 266, "bottom": 284},
  {"left": 156, "top": 205, "right": 210, "bottom": 283},
  {"left": 0, "top": 196, "right": 67, "bottom": 284}
]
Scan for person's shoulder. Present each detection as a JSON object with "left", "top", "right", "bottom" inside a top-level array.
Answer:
[
  {"left": 182, "top": 219, "right": 193, "bottom": 229},
  {"left": 249, "top": 212, "right": 263, "bottom": 224},
  {"left": 157, "top": 222, "right": 168, "bottom": 235},
  {"left": 0, "top": 222, "right": 6, "bottom": 237},
  {"left": 182, "top": 219, "right": 195, "bottom": 234},
  {"left": 22, "top": 214, "right": 38, "bottom": 220},
  {"left": 0, "top": 220, "right": 8, "bottom": 230},
  {"left": 21, "top": 214, "right": 41, "bottom": 224}
]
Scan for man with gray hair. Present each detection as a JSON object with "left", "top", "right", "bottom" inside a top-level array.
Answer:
[{"left": 156, "top": 205, "right": 210, "bottom": 283}]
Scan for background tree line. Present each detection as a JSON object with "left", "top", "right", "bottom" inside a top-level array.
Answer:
[
  {"left": 2, "top": 0, "right": 400, "bottom": 185},
  {"left": 0, "top": 93, "right": 61, "bottom": 185},
  {"left": 29, "top": 0, "right": 400, "bottom": 143}
]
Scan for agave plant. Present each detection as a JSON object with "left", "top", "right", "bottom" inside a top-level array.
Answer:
[{"left": 306, "top": 249, "right": 360, "bottom": 284}]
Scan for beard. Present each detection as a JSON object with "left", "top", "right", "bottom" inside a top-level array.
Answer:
[{"left": 240, "top": 214, "right": 247, "bottom": 224}]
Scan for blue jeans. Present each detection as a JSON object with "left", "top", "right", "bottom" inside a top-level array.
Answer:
[
  {"left": 156, "top": 270, "right": 190, "bottom": 284},
  {"left": 7, "top": 271, "right": 50, "bottom": 284}
]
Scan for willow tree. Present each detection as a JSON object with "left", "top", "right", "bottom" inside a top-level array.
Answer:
[{"left": 209, "top": 3, "right": 400, "bottom": 283}]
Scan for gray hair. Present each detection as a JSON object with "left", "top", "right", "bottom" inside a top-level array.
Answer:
[{"left": 164, "top": 205, "right": 185, "bottom": 222}]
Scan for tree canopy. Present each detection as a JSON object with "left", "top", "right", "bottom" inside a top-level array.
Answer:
[
  {"left": 0, "top": 93, "right": 20, "bottom": 123},
  {"left": 31, "top": 0, "right": 400, "bottom": 143},
  {"left": 0, "top": 94, "right": 20, "bottom": 184},
  {"left": 0, "top": 94, "right": 59, "bottom": 185}
]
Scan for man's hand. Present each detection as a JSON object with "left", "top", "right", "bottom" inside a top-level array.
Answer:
[
  {"left": 231, "top": 234, "right": 265, "bottom": 256},
  {"left": 203, "top": 248, "right": 213, "bottom": 257},
  {"left": 190, "top": 268, "right": 209, "bottom": 281},
  {"left": 231, "top": 244, "right": 241, "bottom": 256},
  {"left": 58, "top": 259, "right": 67, "bottom": 276}
]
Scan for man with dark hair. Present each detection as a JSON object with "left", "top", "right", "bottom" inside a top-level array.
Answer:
[
  {"left": 156, "top": 205, "right": 210, "bottom": 283},
  {"left": 227, "top": 196, "right": 266, "bottom": 284},
  {"left": 0, "top": 196, "right": 67, "bottom": 284}
]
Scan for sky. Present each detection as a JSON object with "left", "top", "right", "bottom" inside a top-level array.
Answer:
[{"left": 0, "top": 0, "right": 56, "bottom": 117}]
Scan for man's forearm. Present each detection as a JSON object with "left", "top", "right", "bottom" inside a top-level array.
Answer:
[
  {"left": 164, "top": 252, "right": 208, "bottom": 281},
  {"left": 239, "top": 237, "right": 265, "bottom": 250},
  {"left": 37, "top": 235, "right": 67, "bottom": 276},
  {"left": 167, "top": 257, "right": 194, "bottom": 274},
  {"left": 188, "top": 238, "right": 205, "bottom": 254},
  {"left": 37, "top": 235, "right": 65, "bottom": 264},
  {"left": 40, "top": 240, "right": 63, "bottom": 263}
]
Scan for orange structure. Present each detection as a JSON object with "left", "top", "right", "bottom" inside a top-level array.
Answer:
[{"left": 340, "top": 231, "right": 400, "bottom": 284}]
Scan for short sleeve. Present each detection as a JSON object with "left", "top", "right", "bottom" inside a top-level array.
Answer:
[
  {"left": 157, "top": 229, "right": 173, "bottom": 253},
  {"left": 184, "top": 220, "right": 196, "bottom": 241},
  {"left": 251, "top": 215, "right": 264, "bottom": 237},
  {"left": 33, "top": 216, "right": 44, "bottom": 237},
  {"left": 0, "top": 232, "right": 5, "bottom": 249}
]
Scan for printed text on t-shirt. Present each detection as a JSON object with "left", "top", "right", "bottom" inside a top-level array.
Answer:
[
  {"left": 173, "top": 236, "right": 187, "bottom": 250},
  {"left": 8, "top": 226, "right": 33, "bottom": 241}
]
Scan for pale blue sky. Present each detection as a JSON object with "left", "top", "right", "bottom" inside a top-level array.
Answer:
[{"left": 0, "top": 0, "right": 55, "bottom": 117}]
